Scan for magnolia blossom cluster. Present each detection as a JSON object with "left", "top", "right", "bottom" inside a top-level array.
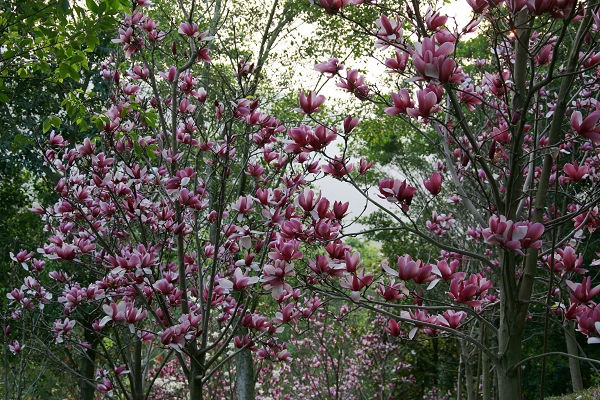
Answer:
[
  {"left": 308, "top": 0, "right": 600, "bottom": 350},
  {"left": 256, "top": 312, "right": 417, "bottom": 400}
]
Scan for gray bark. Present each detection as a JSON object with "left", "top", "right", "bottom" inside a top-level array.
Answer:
[
  {"left": 565, "top": 322, "right": 583, "bottom": 392},
  {"left": 235, "top": 347, "right": 255, "bottom": 400}
]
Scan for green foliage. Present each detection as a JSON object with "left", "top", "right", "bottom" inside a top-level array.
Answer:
[
  {"left": 353, "top": 105, "right": 437, "bottom": 171},
  {"left": 0, "top": 0, "right": 116, "bottom": 173}
]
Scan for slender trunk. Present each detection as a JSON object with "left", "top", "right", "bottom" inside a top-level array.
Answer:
[
  {"left": 482, "top": 327, "right": 491, "bottom": 400},
  {"left": 462, "top": 342, "right": 475, "bottom": 400},
  {"left": 432, "top": 337, "right": 439, "bottom": 386},
  {"left": 496, "top": 329, "right": 522, "bottom": 400},
  {"left": 3, "top": 319, "right": 10, "bottom": 400},
  {"left": 457, "top": 354, "right": 463, "bottom": 400},
  {"left": 565, "top": 322, "right": 583, "bottom": 392},
  {"left": 80, "top": 335, "right": 97, "bottom": 400},
  {"left": 132, "top": 338, "right": 144, "bottom": 400},
  {"left": 189, "top": 358, "right": 204, "bottom": 400},
  {"left": 235, "top": 347, "right": 255, "bottom": 400}
]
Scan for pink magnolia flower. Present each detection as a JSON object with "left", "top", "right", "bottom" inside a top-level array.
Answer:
[
  {"left": 373, "top": 14, "right": 403, "bottom": 49},
  {"left": 220, "top": 267, "right": 260, "bottom": 291},
  {"left": 574, "top": 304, "right": 600, "bottom": 343},
  {"left": 261, "top": 260, "right": 295, "bottom": 299},
  {"left": 466, "top": 0, "right": 491, "bottom": 13},
  {"left": 297, "top": 188, "right": 320, "bottom": 214},
  {"left": 384, "top": 89, "right": 413, "bottom": 116},
  {"left": 178, "top": 22, "right": 199, "bottom": 37},
  {"left": 314, "top": 58, "right": 343, "bottom": 77},
  {"left": 407, "top": 88, "right": 441, "bottom": 120},
  {"left": 343, "top": 115, "right": 359, "bottom": 133},
  {"left": 9, "top": 340, "right": 24, "bottom": 355},
  {"left": 112, "top": 27, "right": 133, "bottom": 44},
  {"left": 424, "top": 9, "right": 447, "bottom": 31},
  {"left": 318, "top": 0, "right": 343, "bottom": 14},
  {"left": 9, "top": 250, "right": 34, "bottom": 270},
  {"left": 571, "top": 110, "right": 600, "bottom": 143},
  {"left": 385, "top": 319, "right": 403, "bottom": 336},
  {"left": 458, "top": 84, "right": 482, "bottom": 110},
  {"left": 297, "top": 91, "right": 326, "bottom": 114},
  {"left": 49, "top": 131, "right": 67, "bottom": 147},
  {"left": 274, "top": 303, "right": 299, "bottom": 324},
  {"left": 431, "top": 259, "right": 464, "bottom": 281},
  {"left": 526, "top": 0, "right": 556, "bottom": 15},
  {"left": 100, "top": 302, "right": 146, "bottom": 331},
  {"left": 358, "top": 157, "right": 373, "bottom": 174},
  {"left": 534, "top": 44, "right": 553, "bottom": 65},
  {"left": 426, "top": 211, "right": 455, "bottom": 236},
  {"left": 545, "top": 246, "right": 586, "bottom": 275},
  {"left": 268, "top": 239, "right": 303, "bottom": 262},
  {"left": 309, "top": 254, "right": 345, "bottom": 277},
  {"left": 234, "top": 335, "right": 254, "bottom": 349},
  {"left": 435, "top": 29, "right": 455, "bottom": 44},
  {"left": 448, "top": 273, "right": 491, "bottom": 308},
  {"left": 232, "top": 195, "right": 254, "bottom": 220},
  {"left": 566, "top": 277, "right": 600, "bottom": 304},
  {"left": 377, "top": 279, "right": 408, "bottom": 301},
  {"left": 385, "top": 50, "right": 409, "bottom": 72},
  {"left": 333, "top": 201, "right": 349, "bottom": 220},
  {"left": 439, "top": 310, "right": 467, "bottom": 329},
  {"left": 383, "top": 255, "right": 428, "bottom": 283},
  {"left": 378, "top": 178, "right": 417, "bottom": 211},
  {"left": 308, "top": 125, "right": 337, "bottom": 151},
  {"left": 53, "top": 317, "right": 76, "bottom": 343},
  {"left": 337, "top": 69, "right": 369, "bottom": 100},
  {"left": 159, "top": 66, "right": 177, "bottom": 82},
  {"left": 563, "top": 161, "right": 589, "bottom": 182},
  {"left": 344, "top": 250, "right": 361, "bottom": 273},
  {"left": 412, "top": 38, "right": 460, "bottom": 83},
  {"left": 321, "top": 156, "right": 354, "bottom": 178},
  {"left": 424, "top": 172, "right": 443, "bottom": 195},
  {"left": 482, "top": 215, "right": 544, "bottom": 255},
  {"left": 339, "top": 268, "right": 374, "bottom": 301}
]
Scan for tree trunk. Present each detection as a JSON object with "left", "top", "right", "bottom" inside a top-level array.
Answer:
[
  {"left": 189, "top": 358, "right": 204, "bottom": 400},
  {"left": 457, "top": 354, "right": 463, "bottom": 400},
  {"left": 482, "top": 343, "right": 491, "bottom": 400},
  {"left": 235, "top": 347, "right": 255, "bottom": 400},
  {"left": 496, "top": 330, "right": 523, "bottom": 400},
  {"left": 80, "top": 328, "right": 98, "bottom": 400},
  {"left": 462, "top": 342, "right": 475, "bottom": 400},
  {"left": 432, "top": 337, "right": 439, "bottom": 386},
  {"left": 80, "top": 345, "right": 97, "bottom": 400},
  {"left": 565, "top": 322, "right": 583, "bottom": 392},
  {"left": 131, "top": 338, "right": 144, "bottom": 400}
]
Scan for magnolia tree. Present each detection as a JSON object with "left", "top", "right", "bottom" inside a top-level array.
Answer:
[
  {"left": 3, "top": 1, "right": 355, "bottom": 399},
  {"left": 289, "top": 0, "right": 600, "bottom": 398},
  {"left": 136, "top": 306, "right": 429, "bottom": 399},
  {"left": 255, "top": 309, "right": 417, "bottom": 400},
  {"left": 6, "top": 0, "right": 600, "bottom": 399}
]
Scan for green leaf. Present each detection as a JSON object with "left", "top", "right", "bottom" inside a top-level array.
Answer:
[
  {"left": 86, "top": 0, "right": 99, "bottom": 13},
  {"left": 42, "top": 118, "right": 52, "bottom": 133},
  {"left": 59, "top": 63, "right": 80, "bottom": 81},
  {"left": 50, "top": 116, "right": 62, "bottom": 129},
  {"left": 85, "top": 33, "right": 99, "bottom": 51}
]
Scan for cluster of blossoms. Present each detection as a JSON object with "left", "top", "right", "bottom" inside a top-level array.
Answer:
[
  {"left": 255, "top": 312, "right": 417, "bottom": 400},
  {"left": 6, "top": 0, "right": 600, "bottom": 398},
  {"left": 309, "top": 0, "right": 600, "bottom": 345}
]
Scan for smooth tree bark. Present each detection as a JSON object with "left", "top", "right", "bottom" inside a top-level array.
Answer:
[
  {"left": 565, "top": 323, "right": 584, "bottom": 392},
  {"left": 235, "top": 344, "right": 256, "bottom": 400}
]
